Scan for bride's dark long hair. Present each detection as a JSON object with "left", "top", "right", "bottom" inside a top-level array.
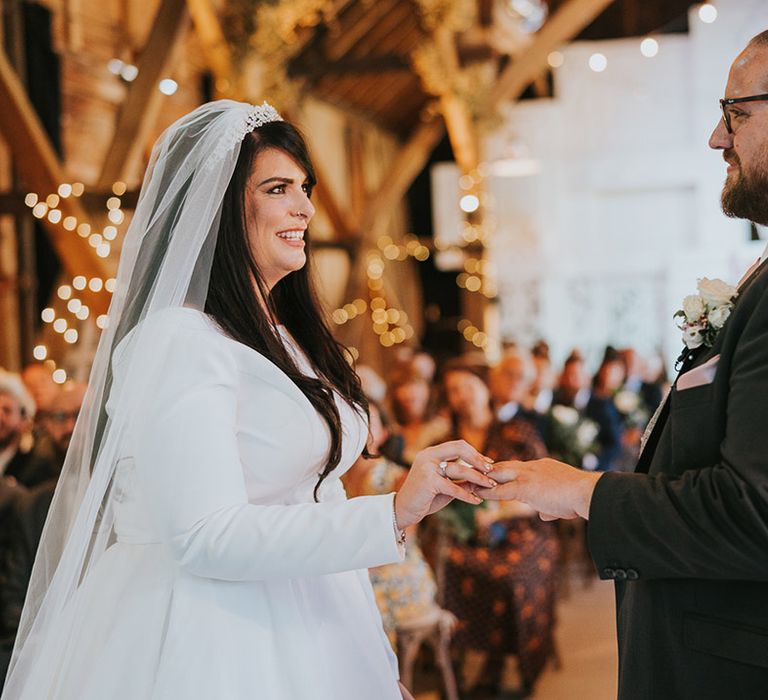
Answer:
[{"left": 205, "top": 121, "right": 368, "bottom": 500}]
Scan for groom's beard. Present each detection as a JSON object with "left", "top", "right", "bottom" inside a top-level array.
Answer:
[{"left": 721, "top": 148, "right": 768, "bottom": 226}]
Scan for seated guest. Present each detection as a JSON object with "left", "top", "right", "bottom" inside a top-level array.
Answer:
[
  {"left": 525, "top": 342, "right": 555, "bottom": 414},
  {"left": 0, "top": 381, "right": 85, "bottom": 686},
  {"left": 387, "top": 363, "right": 448, "bottom": 465},
  {"left": 35, "top": 381, "right": 87, "bottom": 473},
  {"left": 0, "top": 481, "right": 53, "bottom": 687},
  {"left": 552, "top": 351, "right": 590, "bottom": 411},
  {"left": 437, "top": 359, "right": 559, "bottom": 696},
  {"left": 0, "top": 370, "right": 55, "bottom": 487},
  {"left": 619, "top": 347, "right": 663, "bottom": 413},
  {"left": 585, "top": 354, "right": 625, "bottom": 472},
  {"left": 489, "top": 348, "right": 545, "bottom": 441},
  {"left": 343, "top": 401, "right": 439, "bottom": 647},
  {"left": 19, "top": 364, "right": 58, "bottom": 418}
]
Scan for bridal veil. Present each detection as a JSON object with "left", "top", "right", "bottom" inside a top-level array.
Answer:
[{"left": 3, "top": 100, "right": 281, "bottom": 697}]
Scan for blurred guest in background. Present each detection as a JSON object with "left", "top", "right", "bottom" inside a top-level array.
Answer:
[
  {"left": 387, "top": 363, "right": 448, "bottom": 465},
  {"left": 526, "top": 342, "right": 555, "bottom": 415},
  {"left": 489, "top": 348, "right": 549, "bottom": 451},
  {"left": 0, "top": 373, "right": 35, "bottom": 685},
  {"left": 585, "top": 353, "right": 625, "bottom": 472},
  {"left": 355, "top": 364, "right": 388, "bottom": 404},
  {"left": 19, "top": 364, "right": 57, "bottom": 418},
  {"left": 437, "top": 359, "right": 559, "bottom": 697},
  {"left": 36, "top": 382, "right": 87, "bottom": 474},
  {"left": 618, "top": 347, "right": 663, "bottom": 413},
  {"left": 0, "top": 371, "right": 53, "bottom": 488},
  {"left": 552, "top": 351, "right": 590, "bottom": 412},
  {"left": 488, "top": 348, "right": 537, "bottom": 425},
  {"left": 0, "top": 381, "right": 86, "bottom": 686}
]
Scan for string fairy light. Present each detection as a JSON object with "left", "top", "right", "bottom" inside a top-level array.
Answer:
[{"left": 23, "top": 180, "right": 128, "bottom": 375}]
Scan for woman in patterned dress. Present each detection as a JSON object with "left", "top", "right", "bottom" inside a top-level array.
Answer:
[{"left": 436, "top": 359, "right": 559, "bottom": 696}]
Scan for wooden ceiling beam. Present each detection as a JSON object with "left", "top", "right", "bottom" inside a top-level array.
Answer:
[
  {"left": 186, "top": 0, "right": 235, "bottom": 95},
  {"left": 346, "top": 120, "right": 367, "bottom": 230},
  {"left": 338, "top": 111, "right": 444, "bottom": 312},
  {"left": 324, "top": 0, "right": 402, "bottom": 62},
  {"left": 349, "top": 1, "right": 415, "bottom": 60},
  {"left": 360, "top": 111, "right": 445, "bottom": 239},
  {"left": 290, "top": 53, "right": 410, "bottom": 79},
  {"left": 311, "top": 168, "right": 355, "bottom": 240},
  {"left": 491, "top": 0, "right": 617, "bottom": 110},
  {"left": 417, "top": 25, "right": 479, "bottom": 175},
  {"left": 96, "top": 0, "right": 189, "bottom": 189},
  {"left": 0, "top": 48, "right": 111, "bottom": 309},
  {"left": 280, "top": 109, "right": 355, "bottom": 240}
]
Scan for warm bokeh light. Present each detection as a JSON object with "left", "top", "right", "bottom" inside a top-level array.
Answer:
[{"left": 547, "top": 51, "right": 565, "bottom": 68}]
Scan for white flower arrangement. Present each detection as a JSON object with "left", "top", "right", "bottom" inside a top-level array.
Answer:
[
  {"left": 547, "top": 405, "right": 600, "bottom": 469},
  {"left": 613, "top": 390, "right": 641, "bottom": 415},
  {"left": 674, "top": 277, "right": 738, "bottom": 350},
  {"left": 551, "top": 404, "right": 579, "bottom": 427}
]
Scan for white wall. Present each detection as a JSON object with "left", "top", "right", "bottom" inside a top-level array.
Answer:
[{"left": 483, "top": 0, "right": 768, "bottom": 370}]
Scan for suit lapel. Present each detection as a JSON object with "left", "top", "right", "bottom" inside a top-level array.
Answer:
[{"left": 635, "top": 260, "right": 768, "bottom": 474}]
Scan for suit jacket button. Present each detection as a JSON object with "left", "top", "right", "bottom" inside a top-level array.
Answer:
[
  {"left": 626, "top": 568, "right": 639, "bottom": 580},
  {"left": 602, "top": 568, "right": 616, "bottom": 578},
  {"left": 614, "top": 569, "right": 628, "bottom": 580}
]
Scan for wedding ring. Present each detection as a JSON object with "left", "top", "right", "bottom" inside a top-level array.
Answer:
[{"left": 438, "top": 460, "right": 449, "bottom": 478}]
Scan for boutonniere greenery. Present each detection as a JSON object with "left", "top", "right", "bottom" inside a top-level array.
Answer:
[{"left": 674, "top": 277, "right": 738, "bottom": 350}]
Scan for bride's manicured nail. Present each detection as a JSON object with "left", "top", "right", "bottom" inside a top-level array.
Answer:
[{"left": 487, "top": 479, "right": 498, "bottom": 487}]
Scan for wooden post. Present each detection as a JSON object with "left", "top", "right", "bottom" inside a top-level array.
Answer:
[
  {"left": 185, "top": 0, "right": 235, "bottom": 96},
  {"left": 96, "top": 0, "right": 189, "bottom": 189},
  {"left": 0, "top": 48, "right": 112, "bottom": 313},
  {"left": 490, "top": 0, "right": 617, "bottom": 110}
]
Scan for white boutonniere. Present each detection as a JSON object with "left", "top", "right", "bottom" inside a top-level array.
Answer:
[{"left": 674, "top": 277, "right": 738, "bottom": 349}]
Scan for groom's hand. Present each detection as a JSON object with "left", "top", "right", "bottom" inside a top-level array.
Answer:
[{"left": 475, "top": 458, "right": 602, "bottom": 521}]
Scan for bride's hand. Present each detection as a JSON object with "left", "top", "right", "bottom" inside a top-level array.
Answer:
[{"left": 394, "top": 440, "right": 496, "bottom": 530}]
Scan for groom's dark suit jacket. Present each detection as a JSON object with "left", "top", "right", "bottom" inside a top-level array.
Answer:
[{"left": 588, "top": 260, "right": 768, "bottom": 699}]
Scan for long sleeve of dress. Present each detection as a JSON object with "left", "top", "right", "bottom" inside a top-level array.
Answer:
[{"left": 130, "top": 316, "right": 404, "bottom": 581}]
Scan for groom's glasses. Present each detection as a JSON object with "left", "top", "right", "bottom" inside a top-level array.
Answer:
[{"left": 720, "top": 93, "right": 768, "bottom": 134}]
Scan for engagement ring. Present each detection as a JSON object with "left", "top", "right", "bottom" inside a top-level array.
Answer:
[{"left": 438, "top": 461, "right": 448, "bottom": 478}]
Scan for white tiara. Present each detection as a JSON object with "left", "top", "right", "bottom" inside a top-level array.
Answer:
[
  {"left": 244, "top": 101, "right": 283, "bottom": 132},
  {"left": 209, "top": 101, "right": 284, "bottom": 167}
]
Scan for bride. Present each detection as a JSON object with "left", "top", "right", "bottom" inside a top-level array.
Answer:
[{"left": 1, "top": 101, "right": 495, "bottom": 699}]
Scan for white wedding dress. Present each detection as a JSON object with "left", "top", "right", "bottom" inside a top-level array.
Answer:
[{"left": 18, "top": 308, "right": 403, "bottom": 699}]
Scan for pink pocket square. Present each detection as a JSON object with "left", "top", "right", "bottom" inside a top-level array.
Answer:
[{"left": 677, "top": 354, "right": 720, "bottom": 391}]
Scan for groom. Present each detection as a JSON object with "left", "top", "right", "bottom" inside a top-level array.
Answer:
[{"left": 479, "top": 32, "right": 768, "bottom": 699}]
